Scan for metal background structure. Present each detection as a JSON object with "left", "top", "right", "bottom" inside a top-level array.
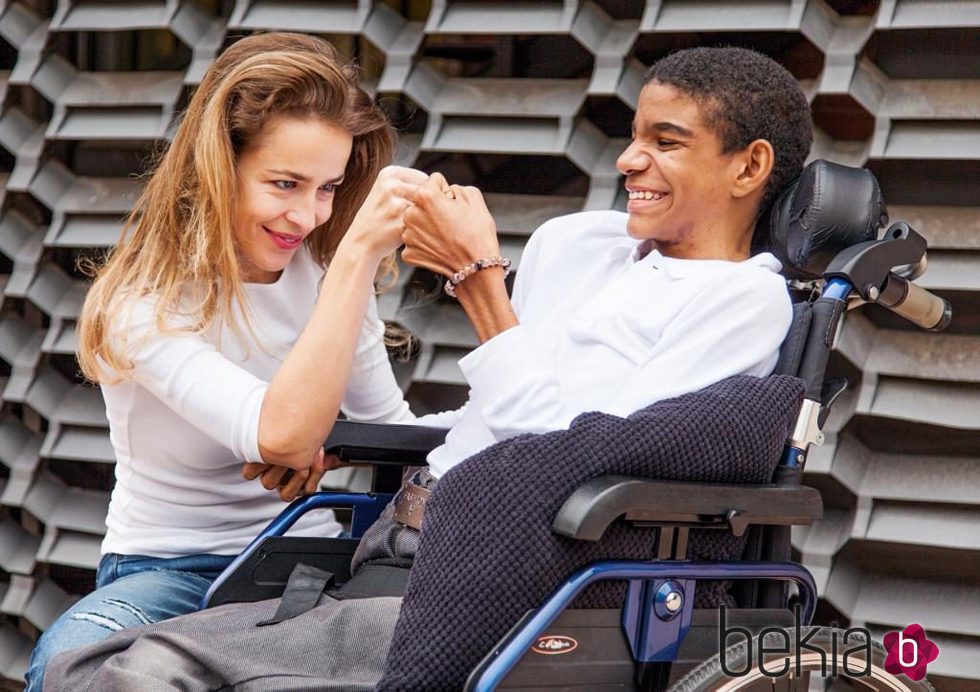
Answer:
[{"left": 0, "top": 1, "right": 976, "bottom": 689}]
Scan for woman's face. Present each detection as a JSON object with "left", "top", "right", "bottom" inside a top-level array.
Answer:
[{"left": 234, "top": 116, "right": 353, "bottom": 283}]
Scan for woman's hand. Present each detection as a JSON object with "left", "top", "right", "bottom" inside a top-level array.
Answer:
[
  {"left": 340, "top": 165, "right": 429, "bottom": 263},
  {"left": 241, "top": 449, "right": 344, "bottom": 502},
  {"left": 402, "top": 173, "right": 500, "bottom": 277}
]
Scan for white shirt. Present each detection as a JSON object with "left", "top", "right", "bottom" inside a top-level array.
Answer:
[
  {"left": 101, "top": 247, "right": 414, "bottom": 557},
  {"left": 426, "top": 210, "right": 793, "bottom": 478}
]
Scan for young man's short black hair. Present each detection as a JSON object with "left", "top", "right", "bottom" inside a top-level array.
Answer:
[{"left": 643, "top": 46, "right": 813, "bottom": 218}]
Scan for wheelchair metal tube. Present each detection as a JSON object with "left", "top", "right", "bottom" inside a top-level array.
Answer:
[
  {"left": 468, "top": 560, "right": 817, "bottom": 692},
  {"left": 794, "top": 278, "right": 850, "bottom": 409},
  {"left": 200, "top": 492, "right": 393, "bottom": 609}
]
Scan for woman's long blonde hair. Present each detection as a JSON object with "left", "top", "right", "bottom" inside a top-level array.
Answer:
[{"left": 78, "top": 32, "right": 396, "bottom": 382}]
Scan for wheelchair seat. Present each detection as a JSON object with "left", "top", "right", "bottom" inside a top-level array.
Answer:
[{"left": 203, "top": 159, "right": 950, "bottom": 691}]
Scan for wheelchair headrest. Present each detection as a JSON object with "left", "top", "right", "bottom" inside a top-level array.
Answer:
[{"left": 756, "top": 159, "right": 887, "bottom": 280}]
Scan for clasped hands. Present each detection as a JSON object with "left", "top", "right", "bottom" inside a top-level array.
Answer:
[
  {"left": 399, "top": 171, "right": 501, "bottom": 281},
  {"left": 242, "top": 448, "right": 343, "bottom": 502},
  {"left": 242, "top": 169, "right": 500, "bottom": 501}
]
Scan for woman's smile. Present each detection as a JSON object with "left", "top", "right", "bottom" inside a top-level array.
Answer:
[{"left": 263, "top": 226, "right": 304, "bottom": 250}]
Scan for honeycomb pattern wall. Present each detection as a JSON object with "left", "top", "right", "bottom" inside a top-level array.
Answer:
[{"left": 0, "top": 1, "right": 976, "bottom": 688}]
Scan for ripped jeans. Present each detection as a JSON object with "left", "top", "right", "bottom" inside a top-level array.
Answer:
[{"left": 25, "top": 552, "right": 234, "bottom": 692}]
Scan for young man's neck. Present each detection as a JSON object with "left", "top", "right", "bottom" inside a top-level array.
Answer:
[
  {"left": 652, "top": 224, "right": 755, "bottom": 262},
  {"left": 660, "top": 201, "right": 759, "bottom": 261}
]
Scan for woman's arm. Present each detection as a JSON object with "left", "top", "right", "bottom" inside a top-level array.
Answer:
[
  {"left": 112, "top": 167, "right": 425, "bottom": 483},
  {"left": 257, "top": 166, "right": 427, "bottom": 469}
]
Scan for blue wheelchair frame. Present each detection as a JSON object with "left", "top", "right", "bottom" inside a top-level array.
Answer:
[
  {"left": 201, "top": 276, "right": 855, "bottom": 690},
  {"left": 203, "top": 158, "right": 951, "bottom": 688}
]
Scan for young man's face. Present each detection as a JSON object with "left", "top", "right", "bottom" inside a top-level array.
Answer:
[{"left": 616, "top": 81, "right": 745, "bottom": 258}]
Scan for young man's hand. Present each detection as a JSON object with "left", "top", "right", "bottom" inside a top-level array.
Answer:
[
  {"left": 401, "top": 172, "right": 500, "bottom": 277},
  {"left": 241, "top": 449, "right": 344, "bottom": 502},
  {"left": 401, "top": 172, "right": 519, "bottom": 343}
]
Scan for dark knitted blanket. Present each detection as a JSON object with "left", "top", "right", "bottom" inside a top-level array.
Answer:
[{"left": 378, "top": 374, "right": 805, "bottom": 691}]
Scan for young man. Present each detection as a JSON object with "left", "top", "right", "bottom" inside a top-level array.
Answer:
[
  {"left": 397, "top": 45, "right": 811, "bottom": 482},
  {"left": 44, "top": 46, "right": 813, "bottom": 690}
]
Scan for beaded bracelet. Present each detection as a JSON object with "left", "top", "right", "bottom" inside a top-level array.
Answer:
[{"left": 444, "top": 256, "right": 513, "bottom": 298}]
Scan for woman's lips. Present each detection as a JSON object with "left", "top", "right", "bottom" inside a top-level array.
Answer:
[{"left": 264, "top": 227, "right": 303, "bottom": 250}]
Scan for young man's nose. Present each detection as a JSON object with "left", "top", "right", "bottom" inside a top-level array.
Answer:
[{"left": 616, "top": 141, "right": 649, "bottom": 176}]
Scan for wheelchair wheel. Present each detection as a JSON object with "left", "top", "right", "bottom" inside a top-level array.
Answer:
[{"left": 669, "top": 626, "right": 935, "bottom": 691}]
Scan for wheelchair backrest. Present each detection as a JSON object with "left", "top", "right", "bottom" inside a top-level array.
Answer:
[
  {"left": 738, "top": 160, "right": 887, "bottom": 608},
  {"left": 739, "top": 159, "right": 947, "bottom": 607}
]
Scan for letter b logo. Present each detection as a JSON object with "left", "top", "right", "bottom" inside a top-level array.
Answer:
[
  {"left": 883, "top": 624, "right": 939, "bottom": 681},
  {"left": 897, "top": 632, "right": 918, "bottom": 667}
]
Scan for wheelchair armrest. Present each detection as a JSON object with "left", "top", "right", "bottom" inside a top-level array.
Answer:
[
  {"left": 552, "top": 476, "right": 823, "bottom": 541},
  {"left": 324, "top": 420, "right": 449, "bottom": 464}
]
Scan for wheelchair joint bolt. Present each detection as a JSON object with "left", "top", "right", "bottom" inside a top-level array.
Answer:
[{"left": 654, "top": 580, "right": 686, "bottom": 620}]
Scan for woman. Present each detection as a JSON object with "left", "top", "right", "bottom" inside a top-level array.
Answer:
[{"left": 26, "top": 32, "right": 424, "bottom": 690}]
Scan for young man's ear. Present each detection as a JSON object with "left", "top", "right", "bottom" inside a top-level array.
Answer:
[{"left": 731, "top": 139, "right": 774, "bottom": 199}]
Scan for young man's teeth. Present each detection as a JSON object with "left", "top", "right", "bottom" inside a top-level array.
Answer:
[{"left": 628, "top": 190, "right": 665, "bottom": 201}]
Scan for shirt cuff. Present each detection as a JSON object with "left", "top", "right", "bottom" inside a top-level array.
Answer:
[
  {"left": 241, "top": 384, "right": 268, "bottom": 464},
  {"left": 459, "top": 325, "right": 550, "bottom": 403}
]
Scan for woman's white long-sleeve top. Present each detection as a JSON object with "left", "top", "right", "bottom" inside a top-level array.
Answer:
[{"left": 101, "top": 247, "right": 413, "bottom": 557}]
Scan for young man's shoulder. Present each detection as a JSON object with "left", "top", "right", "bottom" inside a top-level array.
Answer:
[
  {"left": 533, "top": 209, "right": 629, "bottom": 239},
  {"left": 526, "top": 210, "right": 631, "bottom": 260}
]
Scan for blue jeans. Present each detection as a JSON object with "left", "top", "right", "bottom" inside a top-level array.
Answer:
[{"left": 25, "top": 552, "right": 235, "bottom": 692}]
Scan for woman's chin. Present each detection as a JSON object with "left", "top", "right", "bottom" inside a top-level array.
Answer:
[{"left": 242, "top": 257, "right": 288, "bottom": 284}]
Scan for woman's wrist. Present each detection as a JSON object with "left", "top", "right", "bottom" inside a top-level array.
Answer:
[
  {"left": 335, "top": 234, "right": 389, "bottom": 269},
  {"left": 322, "top": 239, "right": 386, "bottom": 300}
]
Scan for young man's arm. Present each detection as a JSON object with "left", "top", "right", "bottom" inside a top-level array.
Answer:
[
  {"left": 457, "top": 269, "right": 792, "bottom": 441},
  {"left": 401, "top": 176, "right": 791, "bottom": 442},
  {"left": 402, "top": 172, "right": 542, "bottom": 344},
  {"left": 452, "top": 269, "right": 517, "bottom": 342}
]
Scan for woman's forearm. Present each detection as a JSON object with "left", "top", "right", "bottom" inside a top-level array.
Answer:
[{"left": 257, "top": 239, "right": 383, "bottom": 468}]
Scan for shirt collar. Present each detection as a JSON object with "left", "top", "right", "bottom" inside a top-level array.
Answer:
[{"left": 630, "top": 244, "right": 783, "bottom": 279}]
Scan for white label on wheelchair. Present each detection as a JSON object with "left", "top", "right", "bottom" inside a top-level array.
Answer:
[{"left": 532, "top": 635, "right": 579, "bottom": 655}]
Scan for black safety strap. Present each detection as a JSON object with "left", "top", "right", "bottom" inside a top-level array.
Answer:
[
  {"left": 328, "top": 563, "right": 412, "bottom": 601},
  {"left": 255, "top": 563, "right": 334, "bottom": 627}
]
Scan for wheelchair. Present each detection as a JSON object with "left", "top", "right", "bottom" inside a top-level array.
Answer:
[{"left": 202, "top": 160, "right": 949, "bottom": 691}]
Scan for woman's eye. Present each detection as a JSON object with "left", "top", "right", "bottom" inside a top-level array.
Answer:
[
  {"left": 319, "top": 183, "right": 336, "bottom": 193},
  {"left": 273, "top": 180, "right": 296, "bottom": 190}
]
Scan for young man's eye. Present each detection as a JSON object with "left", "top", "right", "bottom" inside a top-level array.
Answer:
[
  {"left": 658, "top": 139, "right": 677, "bottom": 148},
  {"left": 273, "top": 180, "right": 296, "bottom": 190}
]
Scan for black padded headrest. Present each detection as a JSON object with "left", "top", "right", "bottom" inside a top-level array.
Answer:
[{"left": 757, "top": 159, "right": 887, "bottom": 280}]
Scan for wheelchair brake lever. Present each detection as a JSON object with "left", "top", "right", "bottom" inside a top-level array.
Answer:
[{"left": 818, "top": 376, "right": 848, "bottom": 428}]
